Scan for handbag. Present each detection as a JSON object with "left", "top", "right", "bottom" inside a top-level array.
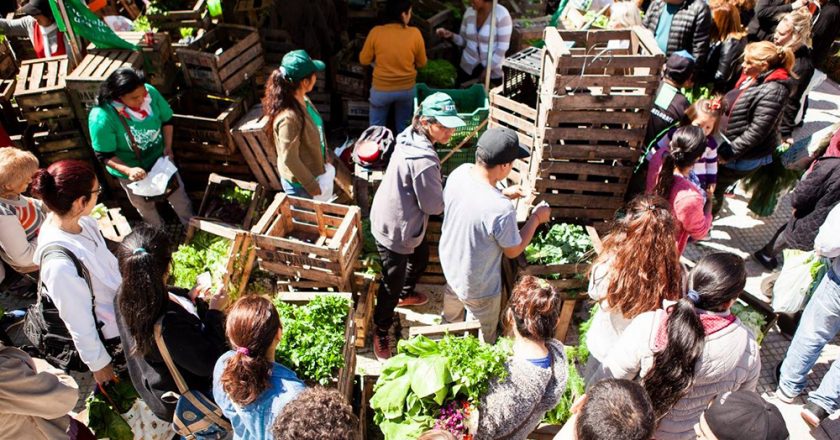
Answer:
[
  {"left": 23, "top": 245, "right": 106, "bottom": 372},
  {"left": 116, "top": 112, "right": 180, "bottom": 202},
  {"left": 154, "top": 319, "right": 231, "bottom": 439}
]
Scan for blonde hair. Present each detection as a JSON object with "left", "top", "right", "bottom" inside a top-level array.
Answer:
[
  {"left": 744, "top": 41, "right": 795, "bottom": 74},
  {"left": 418, "top": 430, "right": 457, "bottom": 440},
  {"left": 710, "top": 0, "right": 747, "bottom": 41},
  {"left": 777, "top": 9, "right": 813, "bottom": 49},
  {"left": 609, "top": 1, "right": 643, "bottom": 29},
  {"left": 0, "top": 148, "right": 39, "bottom": 194}
]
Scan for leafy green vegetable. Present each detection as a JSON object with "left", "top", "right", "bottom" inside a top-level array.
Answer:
[
  {"left": 681, "top": 85, "right": 712, "bottom": 104},
  {"left": 543, "top": 348, "right": 585, "bottom": 425},
  {"left": 274, "top": 295, "right": 351, "bottom": 386},
  {"left": 417, "top": 60, "right": 458, "bottom": 89},
  {"left": 85, "top": 380, "right": 140, "bottom": 440},
  {"left": 741, "top": 147, "right": 803, "bottom": 217},
  {"left": 525, "top": 223, "right": 593, "bottom": 266},
  {"left": 371, "top": 335, "right": 513, "bottom": 440},
  {"left": 731, "top": 302, "right": 767, "bottom": 344},
  {"left": 361, "top": 219, "right": 382, "bottom": 275},
  {"left": 133, "top": 15, "right": 151, "bottom": 32},
  {"left": 170, "top": 231, "right": 230, "bottom": 289},
  {"left": 90, "top": 203, "right": 108, "bottom": 220},
  {"left": 220, "top": 186, "right": 253, "bottom": 205}
]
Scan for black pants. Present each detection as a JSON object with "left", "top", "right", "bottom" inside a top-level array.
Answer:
[
  {"left": 712, "top": 166, "right": 758, "bottom": 215},
  {"left": 372, "top": 238, "right": 429, "bottom": 333},
  {"left": 761, "top": 224, "right": 790, "bottom": 257}
]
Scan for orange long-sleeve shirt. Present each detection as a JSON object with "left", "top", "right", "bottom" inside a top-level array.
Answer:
[{"left": 359, "top": 23, "right": 427, "bottom": 91}]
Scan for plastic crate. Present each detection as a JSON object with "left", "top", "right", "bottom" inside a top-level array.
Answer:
[{"left": 414, "top": 83, "right": 490, "bottom": 176}]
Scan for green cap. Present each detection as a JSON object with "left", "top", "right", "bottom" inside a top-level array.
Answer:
[
  {"left": 279, "top": 50, "right": 326, "bottom": 82},
  {"left": 419, "top": 92, "right": 465, "bottom": 128}
]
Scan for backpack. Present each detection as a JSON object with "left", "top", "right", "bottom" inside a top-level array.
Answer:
[{"left": 352, "top": 126, "right": 395, "bottom": 170}]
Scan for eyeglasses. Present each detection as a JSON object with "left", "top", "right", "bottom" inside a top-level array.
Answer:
[{"left": 91, "top": 187, "right": 103, "bottom": 195}]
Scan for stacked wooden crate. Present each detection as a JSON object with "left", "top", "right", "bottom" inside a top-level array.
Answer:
[
  {"left": 410, "top": 0, "right": 454, "bottom": 47},
  {"left": 334, "top": 38, "right": 369, "bottom": 129},
  {"left": 88, "top": 32, "right": 179, "bottom": 95},
  {"left": 176, "top": 24, "right": 265, "bottom": 96},
  {"left": 420, "top": 216, "right": 446, "bottom": 285},
  {"left": 233, "top": 0, "right": 275, "bottom": 28},
  {"left": 147, "top": 0, "right": 211, "bottom": 31}
]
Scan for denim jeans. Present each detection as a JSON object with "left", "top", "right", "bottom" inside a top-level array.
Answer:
[
  {"left": 281, "top": 179, "right": 311, "bottom": 199},
  {"left": 778, "top": 267, "right": 840, "bottom": 413},
  {"left": 369, "top": 87, "right": 414, "bottom": 134}
]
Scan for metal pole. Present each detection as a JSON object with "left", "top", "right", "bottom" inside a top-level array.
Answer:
[
  {"left": 484, "top": 0, "right": 498, "bottom": 91},
  {"left": 54, "top": 0, "right": 82, "bottom": 68}
]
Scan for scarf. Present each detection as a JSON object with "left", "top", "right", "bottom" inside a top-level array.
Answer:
[
  {"left": 32, "top": 22, "right": 66, "bottom": 58},
  {"left": 653, "top": 308, "right": 736, "bottom": 351},
  {"left": 111, "top": 93, "right": 153, "bottom": 122}
]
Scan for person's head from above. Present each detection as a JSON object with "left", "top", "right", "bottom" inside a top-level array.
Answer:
[
  {"left": 413, "top": 92, "right": 465, "bottom": 144},
  {"left": 115, "top": 226, "right": 173, "bottom": 356},
  {"left": 271, "top": 386, "right": 360, "bottom": 440},
  {"left": 596, "top": 194, "right": 682, "bottom": 319},
  {"left": 20, "top": 0, "right": 55, "bottom": 27},
  {"left": 384, "top": 0, "right": 413, "bottom": 26},
  {"left": 220, "top": 295, "right": 283, "bottom": 406},
  {"left": 664, "top": 50, "right": 696, "bottom": 87},
  {"left": 575, "top": 379, "right": 655, "bottom": 440},
  {"left": 474, "top": 127, "right": 531, "bottom": 181},
  {"left": 470, "top": 0, "right": 493, "bottom": 11},
  {"left": 642, "top": 252, "right": 747, "bottom": 419},
  {"left": 653, "top": 124, "right": 707, "bottom": 198},
  {"left": 608, "top": 1, "right": 643, "bottom": 29},
  {"left": 97, "top": 67, "right": 147, "bottom": 109},
  {"left": 417, "top": 429, "right": 458, "bottom": 440},
  {"left": 742, "top": 41, "right": 795, "bottom": 78},
  {"left": 710, "top": 0, "right": 747, "bottom": 42},
  {"left": 504, "top": 275, "right": 562, "bottom": 341},
  {"left": 695, "top": 391, "right": 789, "bottom": 440},
  {"left": 263, "top": 50, "right": 325, "bottom": 122},
  {"left": 773, "top": 9, "right": 812, "bottom": 51},
  {"left": 31, "top": 160, "right": 100, "bottom": 219},
  {"left": 0, "top": 147, "right": 39, "bottom": 199},
  {"left": 684, "top": 98, "right": 726, "bottom": 137}
]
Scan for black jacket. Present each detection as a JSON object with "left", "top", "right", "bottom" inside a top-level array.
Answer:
[
  {"left": 719, "top": 68, "right": 792, "bottom": 161},
  {"left": 643, "top": 0, "right": 712, "bottom": 65},
  {"left": 748, "top": 0, "right": 794, "bottom": 42},
  {"left": 115, "top": 291, "right": 228, "bottom": 421},
  {"left": 700, "top": 36, "right": 747, "bottom": 93},
  {"left": 784, "top": 156, "right": 840, "bottom": 250},
  {"left": 780, "top": 46, "right": 815, "bottom": 139},
  {"left": 812, "top": 0, "right": 840, "bottom": 66}
]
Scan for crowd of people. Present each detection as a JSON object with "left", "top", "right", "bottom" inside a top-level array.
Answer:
[{"left": 0, "top": 0, "right": 839, "bottom": 438}]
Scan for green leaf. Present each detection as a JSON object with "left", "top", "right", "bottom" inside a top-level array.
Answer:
[{"left": 409, "top": 355, "right": 450, "bottom": 399}]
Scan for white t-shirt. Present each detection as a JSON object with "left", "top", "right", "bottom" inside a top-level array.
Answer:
[{"left": 586, "top": 260, "right": 633, "bottom": 364}]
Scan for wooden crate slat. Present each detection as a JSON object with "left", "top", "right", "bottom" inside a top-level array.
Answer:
[
  {"left": 544, "top": 109, "right": 648, "bottom": 126},
  {"left": 543, "top": 127, "right": 646, "bottom": 143},
  {"left": 30, "top": 61, "right": 45, "bottom": 90},
  {"left": 540, "top": 144, "right": 641, "bottom": 161},
  {"left": 550, "top": 94, "right": 654, "bottom": 111},
  {"left": 537, "top": 193, "right": 626, "bottom": 210},
  {"left": 535, "top": 178, "right": 628, "bottom": 194}
]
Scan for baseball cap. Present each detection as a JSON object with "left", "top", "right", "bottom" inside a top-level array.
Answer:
[
  {"left": 20, "top": 0, "right": 53, "bottom": 18},
  {"left": 419, "top": 93, "right": 465, "bottom": 128},
  {"left": 476, "top": 127, "right": 530, "bottom": 166},
  {"left": 665, "top": 50, "right": 696, "bottom": 84},
  {"left": 703, "top": 391, "right": 789, "bottom": 440},
  {"left": 279, "top": 50, "right": 325, "bottom": 83}
]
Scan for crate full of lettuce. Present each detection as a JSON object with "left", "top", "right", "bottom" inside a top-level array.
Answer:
[{"left": 197, "top": 173, "right": 267, "bottom": 229}]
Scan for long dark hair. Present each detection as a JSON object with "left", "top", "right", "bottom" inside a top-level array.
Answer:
[
  {"left": 654, "top": 125, "right": 707, "bottom": 198},
  {"left": 221, "top": 295, "right": 281, "bottom": 406},
  {"left": 642, "top": 252, "right": 747, "bottom": 419},
  {"left": 262, "top": 68, "right": 307, "bottom": 134},
  {"left": 383, "top": 0, "right": 412, "bottom": 25},
  {"left": 116, "top": 226, "right": 172, "bottom": 355},
  {"left": 97, "top": 67, "right": 146, "bottom": 106}
]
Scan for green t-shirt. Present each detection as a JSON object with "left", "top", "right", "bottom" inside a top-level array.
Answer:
[
  {"left": 89, "top": 84, "right": 174, "bottom": 179},
  {"left": 286, "top": 100, "right": 326, "bottom": 188}
]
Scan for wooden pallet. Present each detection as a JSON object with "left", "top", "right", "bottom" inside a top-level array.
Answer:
[
  {"left": 274, "top": 291, "right": 356, "bottom": 401},
  {"left": 97, "top": 207, "right": 132, "bottom": 243},
  {"left": 176, "top": 24, "right": 265, "bottom": 95},
  {"left": 88, "top": 32, "right": 178, "bottom": 95},
  {"left": 66, "top": 50, "right": 143, "bottom": 130},
  {"left": 198, "top": 173, "right": 267, "bottom": 229},
  {"left": 182, "top": 217, "right": 257, "bottom": 298},
  {"left": 14, "top": 57, "right": 74, "bottom": 124},
  {"left": 148, "top": 0, "right": 210, "bottom": 30},
  {"left": 248, "top": 194, "right": 363, "bottom": 291}
]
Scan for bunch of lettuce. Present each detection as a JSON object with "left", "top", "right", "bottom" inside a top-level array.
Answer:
[
  {"left": 371, "top": 335, "right": 512, "bottom": 440},
  {"left": 525, "top": 223, "right": 593, "bottom": 266},
  {"left": 417, "top": 60, "right": 458, "bottom": 89},
  {"left": 85, "top": 380, "right": 140, "bottom": 440},
  {"left": 90, "top": 203, "right": 108, "bottom": 220},
  {"left": 170, "top": 231, "right": 230, "bottom": 289},
  {"left": 273, "top": 295, "right": 351, "bottom": 385},
  {"left": 732, "top": 302, "right": 768, "bottom": 344}
]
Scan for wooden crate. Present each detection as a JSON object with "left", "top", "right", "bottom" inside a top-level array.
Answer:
[
  {"left": 171, "top": 91, "right": 245, "bottom": 156},
  {"left": 420, "top": 216, "right": 445, "bottom": 285},
  {"left": 410, "top": 0, "right": 454, "bottom": 47},
  {"left": 182, "top": 217, "right": 257, "bottom": 298},
  {"left": 333, "top": 42, "right": 370, "bottom": 100},
  {"left": 148, "top": 0, "right": 210, "bottom": 30},
  {"left": 27, "top": 124, "right": 90, "bottom": 165},
  {"left": 233, "top": 0, "right": 275, "bottom": 27},
  {"left": 176, "top": 24, "right": 265, "bottom": 95},
  {"left": 14, "top": 56, "right": 75, "bottom": 124},
  {"left": 259, "top": 29, "right": 295, "bottom": 65},
  {"left": 274, "top": 291, "right": 356, "bottom": 401},
  {"left": 88, "top": 32, "right": 178, "bottom": 95},
  {"left": 96, "top": 207, "right": 132, "bottom": 243},
  {"left": 198, "top": 173, "right": 267, "bottom": 229},
  {"left": 249, "top": 194, "right": 363, "bottom": 291},
  {"left": 502, "top": 0, "right": 547, "bottom": 17},
  {"left": 510, "top": 15, "right": 552, "bottom": 52},
  {"left": 0, "top": 38, "right": 17, "bottom": 79},
  {"left": 353, "top": 273, "right": 378, "bottom": 348},
  {"left": 343, "top": 99, "right": 369, "bottom": 130},
  {"left": 352, "top": 164, "right": 384, "bottom": 217},
  {"left": 0, "top": 79, "right": 21, "bottom": 134},
  {"left": 66, "top": 50, "right": 143, "bottom": 130}
]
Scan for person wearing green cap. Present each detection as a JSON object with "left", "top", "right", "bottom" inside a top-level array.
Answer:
[
  {"left": 368, "top": 92, "right": 464, "bottom": 360},
  {"left": 263, "top": 49, "right": 329, "bottom": 198}
]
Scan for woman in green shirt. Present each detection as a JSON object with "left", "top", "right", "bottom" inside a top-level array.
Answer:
[
  {"left": 263, "top": 50, "right": 327, "bottom": 199},
  {"left": 89, "top": 68, "right": 193, "bottom": 227}
]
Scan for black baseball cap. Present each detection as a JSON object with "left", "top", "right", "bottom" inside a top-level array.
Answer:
[
  {"left": 703, "top": 391, "right": 789, "bottom": 440},
  {"left": 20, "top": 0, "right": 52, "bottom": 18},
  {"left": 665, "top": 50, "right": 696, "bottom": 84},
  {"left": 476, "top": 127, "right": 530, "bottom": 166}
]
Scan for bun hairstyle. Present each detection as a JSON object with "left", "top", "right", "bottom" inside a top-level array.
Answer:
[
  {"left": 744, "top": 41, "right": 796, "bottom": 76},
  {"left": 221, "top": 295, "right": 281, "bottom": 406},
  {"left": 262, "top": 68, "right": 307, "bottom": 136},
  {"left": 505, "top": 275, "right": 563, "bottom": 340},
  {"left": 654, "top": 125, "right": 707, "bottom": 199},
  {"left": 96, "top": 67, "right": 146, "bottom": 106},
  {"left": 597, "top": 194, "right": 682, "bottom": 319},
  {"left": 384, "top": 0, "right": 413, "bottom": 25},
  {"left": 30, "top": 159, "right": 97, "bottom": 216},
  {"left": 642, "top": 252, "right": 747, "bottom": 419},
  {"left": 116, "top": 226, "right": 172, "bottom": 355}
]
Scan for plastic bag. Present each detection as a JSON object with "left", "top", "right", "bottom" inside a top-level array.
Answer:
[
  {"left": 772, "top": 249, "right": 826, "bottom": 313},
  {"left": 313, "top": 163, "right": 336, "bottom": 202}
]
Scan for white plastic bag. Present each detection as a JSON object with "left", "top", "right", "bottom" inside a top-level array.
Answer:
[
  {"left": 126, "top": 156, "right": 177, "bottom": 197},
  {"left": 772, "top": 249, "right": 824, "bottom": 313},
  {"left": 313, "top": 163, "right": 336, "bottom": 202}
]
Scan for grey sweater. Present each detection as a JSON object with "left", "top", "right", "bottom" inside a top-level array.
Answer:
[
  {"left": 370, "top": 127, "right": 444, "bottom": 254},
  {"left": 476, "top": 339, "right": 568, "bottom": 440}
]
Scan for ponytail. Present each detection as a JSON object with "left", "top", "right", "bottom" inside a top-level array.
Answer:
[
  {"left": 221, "top": 296, "right": 280, "bottom": 406},
  {"left": 262, "top": 68, "right": 306, "bottom": 135},
  {"left": 653, "top": 125, "right": 706, "bottom": 198},
  {"left": 773, "top": 46, "right": 796, "bottom": 74},
  {"left": 654, "top": 151, "right": 677, "bottom": 199},
  {"left": 744, "top": 41, "right": 796, "bottom": 77}
]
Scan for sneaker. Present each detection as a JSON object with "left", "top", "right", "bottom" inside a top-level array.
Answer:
[
  {"left": 801, "top": 401, "right": 830, "bottom": 427},
  {"left": 753, "top": 250, "right": 779, "bottom": 271},
  {"left": 398, "top": 291, "right": 429, "bottom": 307},
  {"left": 373, "top": 331, "right": 392, "bottom": 361},
  {"left": 770, "top": 387, "right": 797, "bottom": 404}
]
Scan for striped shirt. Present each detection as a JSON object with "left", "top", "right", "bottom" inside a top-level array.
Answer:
[
  {"left": 0, "top": 195, "right": 45, "bottom": 242},
  {"left": 452, "top": 4, "right": 513, "bottom": 79},
  {"left": 649, "top": 129, "right": 719, "bottom": 190}
]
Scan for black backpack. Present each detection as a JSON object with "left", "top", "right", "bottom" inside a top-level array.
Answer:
[{"left": 23, "top": 245, "right": 104, "bottom": 372}]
